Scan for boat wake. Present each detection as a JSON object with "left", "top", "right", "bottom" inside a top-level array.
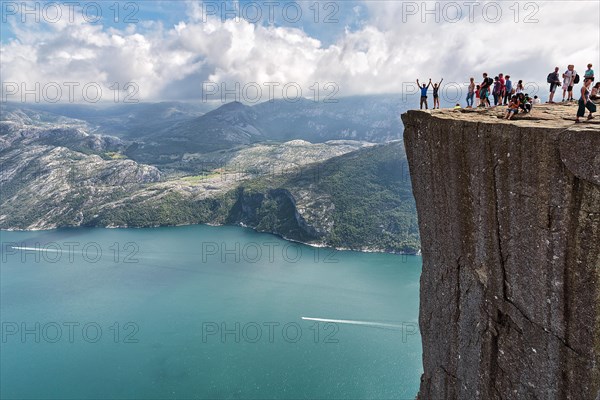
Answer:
[{"left": 301, "top": 317, "right": 404, "bottom": 329}]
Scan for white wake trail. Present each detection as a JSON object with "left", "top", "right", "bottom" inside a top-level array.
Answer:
[
  {"left": 11, "top": 246, "right": 62, "bottom": 253},
  {"left": 301, "top": 317, "right": 403, "bottom": 329}
]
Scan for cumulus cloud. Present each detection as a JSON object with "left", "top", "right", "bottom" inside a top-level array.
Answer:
[{"left": 1, "top": 1, "right": 598, "bottom": 103}]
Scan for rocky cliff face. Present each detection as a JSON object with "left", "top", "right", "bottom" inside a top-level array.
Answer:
[{"left": 402, "top": 104, "right": 600, "bottom": 399}]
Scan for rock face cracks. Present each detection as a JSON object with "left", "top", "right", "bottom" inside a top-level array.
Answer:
[{"left": 402, "top": 104, "right": 600, "bottom": 399}]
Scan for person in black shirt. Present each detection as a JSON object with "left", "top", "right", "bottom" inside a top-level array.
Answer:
[
  {"left": 432, "top": 78, "right": 443, "bottom": 109},
  {"left": 479, "top": 73, "right": 492, "bottom": 107},
  {"left": 548, "top": 67, "right": 561, "bottom": 103}
]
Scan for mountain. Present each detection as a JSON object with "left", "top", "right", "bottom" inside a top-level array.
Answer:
[
  {"left": 125, "top": 96, "right": 408, "bottom": 164},
  {"left": 227, "top": 141, "right": 419, "bottom": 253},
  {"left": 0, "top": 108, "right": 416, "bottom": 252},
  {"left": 125, "top": 102, "right": 265, "bottom": 162},
  {"left": 1, "top": 101, "right": 211, "bottom": 138},
  {"left": 3, "top": 96, "right": 408, "bottom": 168},
  {"left": 0, "top": 115, "right": 161, "bottom": 230},
  {"left": 81, "top": 141, "right": 418, "bottom": 253},
  {"left": 254, "top": 95, "right": 406, "bottom": 142}
]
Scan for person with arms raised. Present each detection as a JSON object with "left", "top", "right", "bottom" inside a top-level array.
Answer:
[
  {"left": 417, "top": 78, "right": 432, "bottom": 109},
  {"left": 432, "top": 78, "right": 443, "bottom": 109}
]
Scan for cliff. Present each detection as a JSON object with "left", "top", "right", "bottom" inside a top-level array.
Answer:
[{"left": 402, "top": 103, "right": 600, "bottom": 399}]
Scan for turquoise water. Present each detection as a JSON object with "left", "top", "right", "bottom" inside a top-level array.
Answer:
[{"left": 0, "top": 225, "right": 422, "bottom": 399}]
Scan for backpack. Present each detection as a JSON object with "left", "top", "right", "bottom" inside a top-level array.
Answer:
[
  {"left": 487, "top": 77, "right": 493, "bottom": 86},
  {"left": 574, "top": 74, "right": 580, "bottom": 84},
  {"left": 547, "top": 73, "right": 553, "bottom": 83}
]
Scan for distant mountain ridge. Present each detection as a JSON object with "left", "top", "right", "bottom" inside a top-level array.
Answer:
[{"left": 3, "top": 96, "right": 407, "bottom": 165}]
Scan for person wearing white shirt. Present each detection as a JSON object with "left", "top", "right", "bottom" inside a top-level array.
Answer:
[{"left": 562, "top": 65, "right": 577, "bottom": 102}]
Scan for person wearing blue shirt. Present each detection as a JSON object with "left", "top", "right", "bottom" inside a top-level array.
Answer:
[
  {"left": 417, "top": 78, "right": 432, "bottom": 109},
  {"left": 503, "top": 75, "right": 513, "bottom": 105}
]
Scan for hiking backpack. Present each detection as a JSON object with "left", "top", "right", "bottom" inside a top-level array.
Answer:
[{"left": 574, "top": 74, "right": 580, "bottom": 84}]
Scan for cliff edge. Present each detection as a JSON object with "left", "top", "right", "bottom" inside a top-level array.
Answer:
[{"left": 402, "top": 103, "right": 600, "bottom": 399}]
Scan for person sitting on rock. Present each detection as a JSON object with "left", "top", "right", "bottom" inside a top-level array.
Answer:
[
  {"left": 516, "top": 93, "right": 529, "bottom": 113},
  {"left": 533, "top": 95, "right": 541, "bottom": 104},
  {"left": 505, "top": 95, "right": 520, "bottom": 120},
  {"left": 417, "top": 78, "right": 432, "bottom": 109},
  {"left": 590, "top": 82, "right": 600, "bottom": 100},
  {"left": 522, "top": 93, "right": 533, "bottom": 113},
  {"left": 575, "top": 78, "right": 596, "bottom": 123}
]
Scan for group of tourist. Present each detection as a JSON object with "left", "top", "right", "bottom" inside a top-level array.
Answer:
[{"left": 415, "top": 63, "right": 597, "bottom": 122}]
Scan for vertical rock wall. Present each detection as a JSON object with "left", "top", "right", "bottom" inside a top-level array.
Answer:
[{"left": 402, "top": 106, "right": 600, "bottom": 399}]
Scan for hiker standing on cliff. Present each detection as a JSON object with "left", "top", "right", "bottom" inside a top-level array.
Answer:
[
  {"left": 498, "top": 73, "right": 506, "bottom": 103},
  {"left": 503, "top": 75, "right": 513, "bottom": 105},
  {"left": 432, "top": 78, "right": 443, "bottom": 109},
  {"left": 584, "top": 64, "right": 594, "bottom": 81},
  {"left": 562, "top": 65, "right": 577, "bottom": 102},
  {"left": 547, "top": 67, "right": 561, "bottom": 103},
  {"left": 417, "top": 78, "right": 432, "bottom": 109},
  {"left": 479, "top": 73, "right": 492, "bottom": 107},
  {"left": 575, "top": 78, "right": 596, "bottom": 123},
  {"left": 492, "top": 76, "right": 503, "bottom": 106},
  {"left": 466, "top": 78, "right": 475, "bottom": 108}
]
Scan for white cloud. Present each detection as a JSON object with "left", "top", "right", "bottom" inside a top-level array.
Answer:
[{"left": 1, "top": 1, "right": 598, "bottom": 103}]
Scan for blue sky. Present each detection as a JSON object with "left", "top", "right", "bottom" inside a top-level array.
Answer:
[{"left": 1, "top": 1, "right": 599, "bottom": 103}]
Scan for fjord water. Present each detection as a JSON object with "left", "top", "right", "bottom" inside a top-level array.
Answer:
[{"left": 0, "top": 225, "right": 422, "bottom": 399}]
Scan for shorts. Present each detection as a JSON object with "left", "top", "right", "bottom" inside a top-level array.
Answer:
[
  {"left": 550, "top": 83, "right": 558, "bottom": 93},
  {"left": 563, "top": 84, "right": 573, "bottom": 91},
  {"left": 507, "top": 108, "right": 518, "bottom": 113},
  {"left": 421, "top": 96, "right": 427, "bottom": 100}
]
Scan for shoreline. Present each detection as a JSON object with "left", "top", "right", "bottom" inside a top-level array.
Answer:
[{"left": 0, "top": 222, "right": 422, "bottom": 257}]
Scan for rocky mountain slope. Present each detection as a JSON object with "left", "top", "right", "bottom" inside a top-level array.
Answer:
[
  {"left": 1, "top": 106, "right": 418, "bottom": 253},
  {"left": 229, "top": 141, "right": 418, "bottom": 253},
  {"left": 402, "top": 103, "right": 600, "bottom": 399}
]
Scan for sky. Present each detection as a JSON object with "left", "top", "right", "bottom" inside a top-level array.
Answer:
[{"left": 1, "top": 0, "right": 599, "bottom": 104}]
